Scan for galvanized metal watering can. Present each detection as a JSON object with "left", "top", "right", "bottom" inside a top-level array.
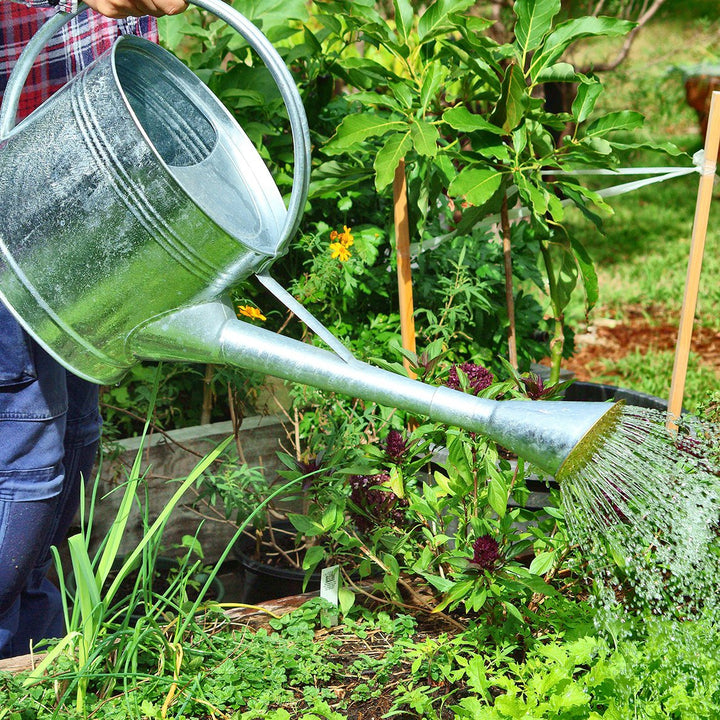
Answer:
[{"left": 0, "top": 0, "right": 620, "bottom": 479}]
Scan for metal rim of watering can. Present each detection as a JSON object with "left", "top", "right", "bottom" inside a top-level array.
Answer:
[{"left": 0, "top": 0, "right": 310, "bottom": 256}]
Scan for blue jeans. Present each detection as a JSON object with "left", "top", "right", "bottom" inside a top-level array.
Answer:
[{"left": 0, "top": 302, "right": 101, "bottom": 658}]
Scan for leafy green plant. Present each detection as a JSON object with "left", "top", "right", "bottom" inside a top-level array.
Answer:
[
  {"left": 314, "top": 0, "right": 682, "bottom": 381},
  {"left": 23, "top": 368, "right": 228, "bottom": 713},
  {"left": 277, "top": 350, "right": 573, "bottom": 623}
]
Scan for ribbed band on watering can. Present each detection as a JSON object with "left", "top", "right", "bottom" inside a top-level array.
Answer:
[{"left": 0, "top": 0, "right": 310, "bottom": 384}]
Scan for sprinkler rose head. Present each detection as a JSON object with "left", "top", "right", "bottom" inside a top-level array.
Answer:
[{"left": 554, "top": 401, "right": 626, "bottom": 482}]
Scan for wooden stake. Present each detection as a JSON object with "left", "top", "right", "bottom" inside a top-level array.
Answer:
[
  {"left": 667, "top": 90, "right": 720, "bottom": 427},
  {"left": 393, "top": 158, "right": 417, "bottom": 379},
  {"left": 500, "top": 195, "right": 518, "bottom": 369}
]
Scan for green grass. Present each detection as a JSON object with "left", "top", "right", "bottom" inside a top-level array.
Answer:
[{"left": 562, "top": 154, "right": 720, "bottom": 411}]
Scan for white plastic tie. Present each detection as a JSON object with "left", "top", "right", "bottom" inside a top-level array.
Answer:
[{"left": 694, "top": 149, "right": 718, "bottom": 176}]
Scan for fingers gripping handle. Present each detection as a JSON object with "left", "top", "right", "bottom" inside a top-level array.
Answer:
[{"left": 0, "top": 0, "right": 310, "bottom": 252}]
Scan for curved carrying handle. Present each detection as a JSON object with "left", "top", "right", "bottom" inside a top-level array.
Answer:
[{"left": 0, "top": 0, "right": 310, "bottom": 252}]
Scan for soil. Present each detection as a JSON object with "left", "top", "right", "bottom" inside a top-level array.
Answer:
[{"left": 558, "top": 307, "right": 720, "bottom": 383}]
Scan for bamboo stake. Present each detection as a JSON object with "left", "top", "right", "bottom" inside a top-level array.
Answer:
[
  {"left": 667, "top": 90, "right": 720, "bottom": 427},
  {"left": 500, "top": 195, "right": 518, "bottom": 369},
  {"left": 393, "top": 158, "right": 417, "bottom": 379}
]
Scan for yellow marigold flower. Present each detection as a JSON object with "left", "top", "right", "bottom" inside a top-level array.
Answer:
[
  {"left": 236, "top": 305, "right": 266, "bottom": 321},
  {"left": 330, "top": 241, "right": 352, "bottom": 262},
  {"left": 330, "top": 225, "right": 354, "bottom": 247},
  {"left": 339, "top": 225, "right": 354, "bottom": 246}
]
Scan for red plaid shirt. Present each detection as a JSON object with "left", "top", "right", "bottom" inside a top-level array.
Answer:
[{"left": 1, "top": 1, "right": 157, "bottom": 119}]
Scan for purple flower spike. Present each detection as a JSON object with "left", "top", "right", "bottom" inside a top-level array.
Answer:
[
  {"left": 385, "top": 429, "right": 408, "bottom": 462},
  {"left": 349, "top": 472, "right": 408, "bottom": 531},
  {"left": 471, "top": 534, "right": 500, "bottom": 570},
  {"left": 446, "top": 363, "right": 494, "bottom": 396}
]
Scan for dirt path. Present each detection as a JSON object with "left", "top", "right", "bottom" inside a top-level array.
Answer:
[{"left": 563, "top": 310, "right": 720, "bottom": 383}]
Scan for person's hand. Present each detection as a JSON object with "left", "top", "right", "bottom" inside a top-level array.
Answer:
[{"left": 82, "top": 0, "right": 188, "bottom": 18}]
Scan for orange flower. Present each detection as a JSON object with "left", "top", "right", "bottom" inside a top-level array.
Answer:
[{"left": 236, "top": 305, "right": 266, "bottom": 321}]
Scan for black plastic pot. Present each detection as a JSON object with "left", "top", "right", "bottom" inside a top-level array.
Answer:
[
  {"left": 563, "top": 381, "right": 669, "bottom": 411},
  {"left": 233, "top": 522, "right": 323, "bottom": 604}
]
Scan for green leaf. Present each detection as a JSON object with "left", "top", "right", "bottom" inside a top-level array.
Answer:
[
  {"left": 433, "top": 578, "right": 476, "bottom": 613},
  {"left": 393, "top": 0, "right": 414, "bottom": 43},
  {"left": 410, "top": 118, "right": 439, "bottom": 157},
  {"left": 516, "top": 174, "right": 548, "bottom": 218},
  {"left": 382, "top": 552, "right": 401, "bottom": 579},
  {"left": 308, "top": 161, "right": 372, "bottom": 198},
  {"left": 442, "top": 106, "right": 504, "bottom": 134},
  {"left": 555, "top": 243, "right": 579, "bottom": 310},
  {"left": 557, "top": 180, "right": 610, "bottom": 229},
  {"left": 512, "top": 124, "right": 528, "bottom": 155},
  {"left": 514, "top": 0, "right": 561, "bottom": 58},
  {"left": 287, "top": 513, "right": 322, "bottom": 535},
  {"left": 420, "top": 60, "right": 448, "bottom": 111},
  {"left": 67, "top": 534, "right": 102, "bottom": 621},
  {"left": 512, "top": 569, "right": 560, "bottom": 596},
  {"left": 570, "top": 236, "right": 599, "bottom": 312},
  {"left": 390, "top": 80, "right": 415, "bottom": 109},
  {"left": 529, "top": 17, "right": 635, "bottom": 81},
  {"left": 348, "top": 90, "right": 404, "bottom": 113},
  {"left": 488, "top": 470, "right": 508, "bottom": 518},
  {"left": 340, "top": 57, "right": 402, "bottom": 87},
  {"left": 502, "top": 600, "right": 525, "bottom": 623},
  {"left": 494, "top": 62, "right": 528, "bottom": 133},
  {"left": 449, "top": 168, "right": 504, "bottom": 207},
  {"left": 321, "top": 503, "right": 344, "bottom": 532},
  {"left": 158, "top": 13, "right": 197, "bottom": 49},
  {"left": 303, "top": 544, "right": 325, "bottom": 572},
  {"left": 229, "top": 0, "right": 309, "bottom": 29},
  {"left": 582, "top": 136, "right": 613, "bottom": 154},
  {"left": 529, "top": 550, "right": 556, "bottom": 575},
  {"left": 374, "top": 131, "right": 412, "bottom": 190},
  {"left": 326, "top": 114, "right": 406, "bottom": 152},
  {"left": 388, "top": 465, "right": 405, "bottom": 498},
  {"left": 535, "top": 62, "right": 577, "bottom": 82},
  {"left": 585, "top": 110, "right": 644, "bottom": 136},
  {"left": 572, "top": 79, "right": 603, "bottom": 124},
  {"left": 338, "top": 586, "right": 356, "bottom": 614},
  {"left": 465, "top": 655, "right": 491, "bottom": 699},
  {"left": 433, "top": 470, "right": 452, "bottom": 495},
  {"left": 611, "top": 139, "right": 685, "bottom": 156},
  {"left": 418, "top": 0, "right": 476, "bottom": 41}
]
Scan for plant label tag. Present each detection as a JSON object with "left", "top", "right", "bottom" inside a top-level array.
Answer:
[
  {"left": 320, "top": 565, "right": 340, "bottom": 606},
  {"left": 320, "top": 565, "right": 340, "bottom": 626}
]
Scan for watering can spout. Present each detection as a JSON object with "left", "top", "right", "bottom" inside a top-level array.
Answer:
[{"left": 130, "top": 301, "right": 621, "bottom": 479}]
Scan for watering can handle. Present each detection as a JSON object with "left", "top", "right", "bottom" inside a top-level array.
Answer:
[{"left": 0, "top": 0, "right": 310, "bottom": 253}]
